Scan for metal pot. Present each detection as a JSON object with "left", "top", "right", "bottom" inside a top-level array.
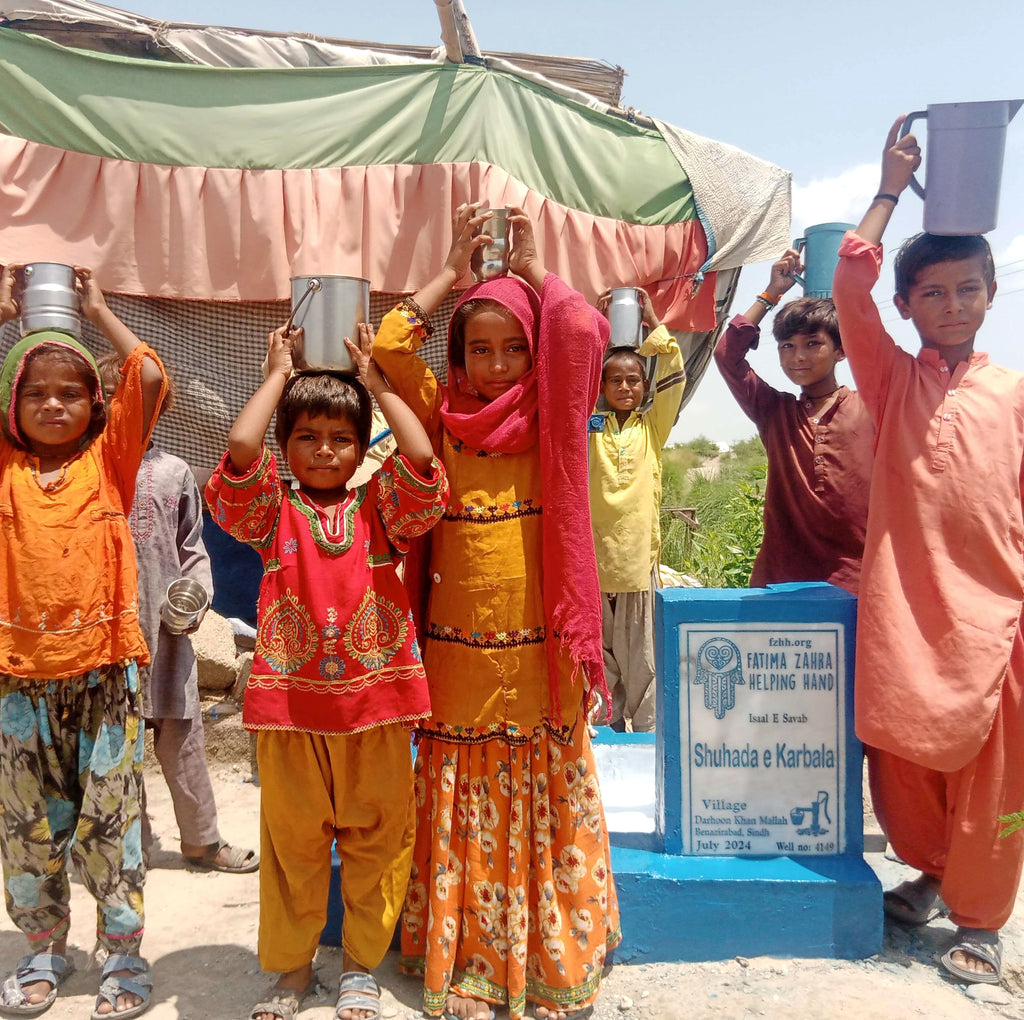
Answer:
[
  {"left": 607, "top": 286, "right": 643, "bottom": 347},
  {"left": 470, "top": 208, "right": 510, "bottom": 282},
  {"left": 288, "top": 275, "right": 370, "bottom": 372},
  {"left": 17, "top": 262, "right": 82, "bottom": 339},
  {"left": 160, "top": 577, "right": 210, "bottom": 634}
]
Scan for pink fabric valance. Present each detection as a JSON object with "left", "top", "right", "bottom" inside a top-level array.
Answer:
[{"left": 0, "top": 135, "right": 714, "bottom": 330}]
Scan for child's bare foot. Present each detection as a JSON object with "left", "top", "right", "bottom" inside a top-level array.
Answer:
[
  {"left": 535, "top": 1006, "right": 594, "bottom": 1019},
  {"left": 445, "top": 993, "right": 493, "bottom": 1019},
  {"left": 250, "top": 963, "right": 315, "bottom": 1020}
]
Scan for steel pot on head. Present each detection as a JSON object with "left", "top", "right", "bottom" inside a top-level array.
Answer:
[
  {"left": 607, "top": 287, "right": 644, "bottom": 348},
  {"left": 17, "top": 262, "right": 82, "bottom": 339},
  {"left": 288, "top": 275, "right": 370, "bottom": 372},
  {"left": 470, "top": 208, "right": 510, "bottom": 282}
]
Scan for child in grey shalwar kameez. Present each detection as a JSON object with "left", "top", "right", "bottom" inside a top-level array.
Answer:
[{"left": 100, "top": 355, "right": 257, "bottom": 873}]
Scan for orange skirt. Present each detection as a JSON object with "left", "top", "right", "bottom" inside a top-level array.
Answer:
[{"left": 400, "top": 715, "right": 621, "bottom": 1018}]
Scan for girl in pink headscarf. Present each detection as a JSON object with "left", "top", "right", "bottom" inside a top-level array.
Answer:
[{"left": 373, "top": 205, "right": 619, "bottom": 1020}]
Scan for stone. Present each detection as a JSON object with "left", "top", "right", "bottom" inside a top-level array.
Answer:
[
  {"left": 233, "top": 650, "right": 253, "bottom": 704},
  {"left": 618, "top": 995, "right": 634, "bottom": 1011},
  {"left": 964, "top": 984, "right": 1013, "bottom": 1004},
  {"left": 193, "top": 610, "right": 238, "bottom": 692}
]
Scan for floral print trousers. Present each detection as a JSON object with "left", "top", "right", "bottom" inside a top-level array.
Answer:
[
  {"left": 0, "top": 664, "right": 146, "bottom": 954},
  {"left": 401, "top": 715, "right": 621, "bottom": 1019}
]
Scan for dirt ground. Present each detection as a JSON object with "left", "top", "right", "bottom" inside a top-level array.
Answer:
[{"left": 2, "top": 705, "right": 1023, "bottom": 1020}]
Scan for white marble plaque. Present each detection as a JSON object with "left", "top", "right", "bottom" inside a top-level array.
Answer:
[{"left": 679, "top": 621, "right": 847, "bottom": 856}]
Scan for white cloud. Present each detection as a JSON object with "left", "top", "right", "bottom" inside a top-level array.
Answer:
[
  {"left": 791, "top": 164, "right": 878, "bottom": 236},
  {"left": 996, "top": 233, "right": 1024, "bottom": 269}
]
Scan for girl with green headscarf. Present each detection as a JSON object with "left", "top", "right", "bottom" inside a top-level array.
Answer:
[{"left": 0, "top": 264, "right": 167, "bottom": 1020}]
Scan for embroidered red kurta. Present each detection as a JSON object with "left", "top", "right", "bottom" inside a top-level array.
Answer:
[{"left": 206, "top": 448, "right": 448, "bottom": 734}]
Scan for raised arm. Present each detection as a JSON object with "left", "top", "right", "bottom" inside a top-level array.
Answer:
[
  {"left": 852, "top": 115, "right": 921, "bottom": 245},
  {"left": 635, "top": 290, "right": 687, "bottom": 445},
  {"left": 507, "top": 206, "right": 547, "bottom": 294},
  {"left": 76, "top": 268, "right": 165, "bottom": 438},
  {"left": 227, "top": 324, "right": 294, "bottom": 474},
  {"left": 346, "top": 322, "right": 435, "bottom": 476},
  {"left": 410, "top": 202, "right": 492, "bottom": 315}
]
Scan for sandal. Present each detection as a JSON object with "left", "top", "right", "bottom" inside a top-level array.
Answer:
[
  {"left": 335, "top": 971, "right": 381, "bottom": 1019},
  {"left": 532, "top": 1008, "right": 593, "bottom": 1020},
  {"left": 882, "top": 875, "right": 947, "bottom": 926},
  {"left": 941, "top": 926, "right": 1003, "bottom": 985},
  {"left": 0, "top": 953, "right": 74, "bottom": 1017},
  {"left": 250, "top": 975, "right": 321, "bottom": 1020},
  {"left": 90, "top": 954, "right": 152, "bottom": 1020},
  {"left": 183, "top": 841, "right": 259, "bottom": 874}
]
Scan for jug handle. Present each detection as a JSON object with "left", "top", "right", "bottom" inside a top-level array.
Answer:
[
  {"left": 789, "top": 237, "right": 806, "bottom": 289},
  {"left": 899, "top": 110, "right": 927, "bottom": 200}
]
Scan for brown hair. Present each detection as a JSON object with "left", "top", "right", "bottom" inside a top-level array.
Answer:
[
  {"left": 274, "top": 371, "right": 372, "bottom": 455},
  {"left": 96, "top": 351, "right": 177, "bottom": 418},
  {"left": 894, "top": 232, "right": 995, "bottom": 300},
  {"left": 772, "top": 297, "right": 841, "bottom": 349}
]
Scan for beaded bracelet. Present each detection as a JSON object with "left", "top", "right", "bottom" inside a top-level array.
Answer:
[{"left": 755, "top": 292, "right": 779, "bottom": 311}]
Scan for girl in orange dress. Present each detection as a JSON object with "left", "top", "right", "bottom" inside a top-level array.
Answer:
[{"left": 373, "top": 205, "right": 620, "bottom": 1020}]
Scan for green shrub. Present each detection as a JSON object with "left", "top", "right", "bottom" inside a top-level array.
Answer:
[{"left": 660, "top": 437, "right": 766, "bottom": 587}]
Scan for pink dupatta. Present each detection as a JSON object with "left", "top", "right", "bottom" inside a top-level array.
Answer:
[{"left": 440, "top": 275, "right": 610, "bottom": 720}]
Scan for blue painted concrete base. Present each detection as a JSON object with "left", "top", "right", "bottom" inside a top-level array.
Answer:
[{"left": 610, "top": 845, "right": 882, "bottom": 962}]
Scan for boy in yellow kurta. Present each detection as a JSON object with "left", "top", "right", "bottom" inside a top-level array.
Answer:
[{"left": 589, "top": 288, "right": 685, "bottom": 731}]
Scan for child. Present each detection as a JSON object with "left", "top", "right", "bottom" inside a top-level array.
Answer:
[
  {"left": 96, "top": 355, "right": 258, "bottom": 877},
  {"left": 832, "top": 116, "right": 1024, "bottom": 985},
  {"left": 205, "top": 321, "right": 447, "bottom": 1020},
  {"left": 373, "top": 204, "right": 620, "bottom": 1020},
  {"left": 589, "top": 289, "right": 686, "bottom": 731},
  {"left": 0, "top": 266, "right": 167, "bottom": 1018},
  {"left": 713, "top": 253, "right": 874, "bottom": 594}
]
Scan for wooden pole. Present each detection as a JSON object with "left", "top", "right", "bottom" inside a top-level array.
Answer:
[{"left": 433, "top": 0, "right": 464, "bottom": 63}]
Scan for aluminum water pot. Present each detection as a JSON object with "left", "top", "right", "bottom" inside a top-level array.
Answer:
[
  {"left": 288, "top": 275, "right": 370, "bottom": 372},
  {"left": 901, "top": 99, "right": 1023, "bottom": 234},
  {"left": 17, "top": 263, "right": 81, "bottom": 339}
]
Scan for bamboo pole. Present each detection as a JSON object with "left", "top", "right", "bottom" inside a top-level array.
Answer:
[{"left": 433, "top": 0, "right": 464, "bottom": 63}]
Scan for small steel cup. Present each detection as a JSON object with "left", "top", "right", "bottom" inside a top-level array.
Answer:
[
  {"left": 607, "top": 287, "right": 644, "bottom": 348},
  {"left": 470, "top": 208, "right": 510, "bottom": 282},
  {"left": 160, "top": 578, "right": 210, "bottom": 635}
]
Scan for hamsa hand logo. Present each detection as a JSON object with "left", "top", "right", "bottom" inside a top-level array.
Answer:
[{"left": 694, "top": 636, "right": 744, "bottom": 719}]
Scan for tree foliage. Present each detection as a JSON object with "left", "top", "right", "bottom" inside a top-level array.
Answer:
[{"left": 660, "top": 436, "right": 767, "bottom": 587}]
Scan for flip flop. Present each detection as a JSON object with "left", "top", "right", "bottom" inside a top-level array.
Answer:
[
  {"left": 0, "top": 952, "right": 75, "bottom": 1017},
  {"left": 183, "top": 841, "right": 259, "bottom": 874},
  {"left": 250, "top": 974, "right": 321, "bottom": 1020},
  {"left": 941, "top": 927, "right": 1003, "bottom": 985},
  {"left": 882, "top": 875, "right": 947, "bottom": 926},
  {"left": 335, "top": 971, "right": 382, "bottom": 1019},
  {"left": 90, "top": 954, "right": 153, "bottom": 1020},
  {"left": 532, "top": 1008, "right": 593, "bottom": 1020}
]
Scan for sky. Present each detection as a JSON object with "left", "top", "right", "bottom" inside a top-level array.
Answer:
[{"left": 123, "top": 0, "right": 1024, "bottom": 446}]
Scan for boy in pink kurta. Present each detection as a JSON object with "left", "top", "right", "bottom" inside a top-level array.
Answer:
[{"left": 832, "top": 116, "right": 1024, "bottom": 986}]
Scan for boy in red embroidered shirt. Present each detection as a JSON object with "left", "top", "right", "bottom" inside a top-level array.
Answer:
[{"left": 207, "top": 322, "right": 448, "bottom": 1020}]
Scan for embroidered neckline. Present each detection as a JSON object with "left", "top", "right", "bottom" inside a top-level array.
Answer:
[{"left": 287, "top": 485, "right": 365, "bottom": 555}]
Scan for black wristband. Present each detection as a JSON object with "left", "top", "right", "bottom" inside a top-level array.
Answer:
[{"left": 874, "top": 192, "right": 899, "bottom": 205}]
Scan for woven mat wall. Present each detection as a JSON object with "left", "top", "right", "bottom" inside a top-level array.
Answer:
[{"left": 0, "top": 291, "right": 459, "bottom": 482}]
